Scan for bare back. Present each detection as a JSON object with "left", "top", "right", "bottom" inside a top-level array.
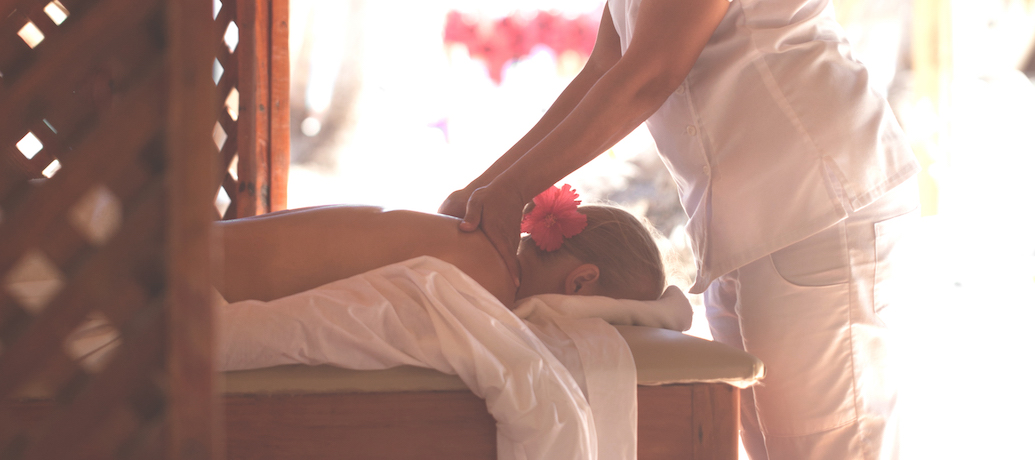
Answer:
[{"left": 214, "top": 205, "right": 516, "bottom": 306}]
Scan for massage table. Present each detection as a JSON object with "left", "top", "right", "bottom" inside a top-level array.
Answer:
[
  {"left": 8, "top": 324, "right": 762, "bottom": 459},
  {"left": 221, "top": 326, "right": 763, "bottom": 460},
  {"left": 7, "top": 264, "right": 765, "bottom": 459}
]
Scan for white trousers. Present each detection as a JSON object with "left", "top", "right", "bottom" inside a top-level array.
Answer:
[{"left": 705, "top": 176, "right": 919, "bottom": 460}]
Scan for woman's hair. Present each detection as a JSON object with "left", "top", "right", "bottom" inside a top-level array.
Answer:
[{"left": 529, "top": 204, "right": 666, "bottom": 300}]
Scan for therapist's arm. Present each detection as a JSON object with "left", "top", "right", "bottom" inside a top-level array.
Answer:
[
  {"left": 450, "top": 0, "right": 730, "bottom": 283},
  {"left": 439, "top": 4, "right": 623, "bottom": 218}
]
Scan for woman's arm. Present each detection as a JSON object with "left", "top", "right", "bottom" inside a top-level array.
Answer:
[{"left": 449, "top": 0, "right": 730, "bottom": 282}]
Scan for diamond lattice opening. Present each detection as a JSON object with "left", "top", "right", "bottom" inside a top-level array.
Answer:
[
  {"left": 44, "top": 1, "right": 69, "bottom": 25},
  {"left": 4, "top": 249, "right": 65, "bottom": 315},
  {"left": 213, "top": 0, "right": 222, "bottom": 19},
  {"left": 213, "top": 122, "right": 228, "bottom": 150},
  {"left": 42, "top": 159, "right": 61, "bottom": 178},
  {"left": 225, "top": 87, "right": 239, "bottom": 121},
  {"left": 69, "top": 184, "right": 122, "bottom": 246},
  {"left": 212, "top": 57, "right": 224, "bottom": 84},
  {"left": 224, "top": 21, "right": 239, "bottom": 53},
  {"left": 16, "top": 132, "right": 43, "bottom": 159},
  {"left": 17, "top": 21, "right": 45, "bottom": 48},
  {"left": 65, "top": 312, "right": 121, "bottom": 374},
  {"left": 216, "top": 186, "right": 231, "bottom": 217},
  {"left": 228, "top": 154, "right": 239, "bottom": 181}
]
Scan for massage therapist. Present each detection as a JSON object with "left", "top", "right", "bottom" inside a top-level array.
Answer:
[{"left": 439, "top": 1, "right": 920, "bottom": 459}]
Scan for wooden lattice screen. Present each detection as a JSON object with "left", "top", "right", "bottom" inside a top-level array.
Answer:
[
  {"left": 0, "top": 0, "right": 287, "bottom": 458},
  {"left": 214, "top": 0, "right": 289, "bottom": 219}
]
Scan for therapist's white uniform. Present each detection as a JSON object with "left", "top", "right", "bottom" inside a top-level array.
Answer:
[{"left": 608, "top": 0, "right": 920, "bottom": 458}]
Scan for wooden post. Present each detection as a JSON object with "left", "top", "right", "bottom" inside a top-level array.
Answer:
[
  {"left": 234, "top": 0, "right": 290, "bottom": 217},
  {"left": 269, "top": 0, "right": 290, "bottom": 212},
  {"left": 165, "top": 0, "right": 222, "bottom": 458},
  {"left": 235, "top": 0, "right": 271, "bottom": 217}
]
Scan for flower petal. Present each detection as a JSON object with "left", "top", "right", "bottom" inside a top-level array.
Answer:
[{"left": 522, "top": 184, "right": 586, "bottom": 251}]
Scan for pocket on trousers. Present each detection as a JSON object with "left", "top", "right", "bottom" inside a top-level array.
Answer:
[
  {"left": 769, "top": 222, "right": 850, "bottom": 287},
  {"left": 873, "top": 207, "right": 920, "bottom": 321}
]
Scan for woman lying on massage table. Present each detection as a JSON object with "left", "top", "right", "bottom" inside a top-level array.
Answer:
[
  {"left": 214, "top": 185, "right": 665, "bottom": 308},
  {"left": 213, "top": 186, "right": 668, "bottom": 460}
]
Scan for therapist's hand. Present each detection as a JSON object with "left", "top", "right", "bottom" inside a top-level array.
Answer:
[
  {"left": 455, "top": 183, "right": 526, "bottom": 287},
  {"left": 438, "top": 187, "right": 474, "bottom": 219}
]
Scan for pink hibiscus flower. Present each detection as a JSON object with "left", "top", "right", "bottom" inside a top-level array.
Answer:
[{"left": 520, "top": 184, "right": 588, "bottom": 251}]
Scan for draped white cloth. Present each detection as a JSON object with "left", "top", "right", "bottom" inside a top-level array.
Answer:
[{"left": 219, "top": 256, "right": 671, "bottom": 460}]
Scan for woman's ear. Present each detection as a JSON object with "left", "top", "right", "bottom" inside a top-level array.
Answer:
[{"left": 564, "top": 264, "right": 601, "bottom": 296}]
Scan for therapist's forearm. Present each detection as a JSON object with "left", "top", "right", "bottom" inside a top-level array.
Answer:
[
  {"left": 491, "top": 63, "right": 678, "bottom": 203},
  {"left": 463, "top": 66, "right": 606, "bottom": 192},
  {"left": 460, "top": 5, "right": 622, "bottom": 194},
  {"left": 488, "top": 0, "right": 729, "bottom": 203}
]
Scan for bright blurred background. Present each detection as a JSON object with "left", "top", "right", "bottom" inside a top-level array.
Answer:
[{"left": 283, "top": 0, "right": 1035, "bottom": 458}]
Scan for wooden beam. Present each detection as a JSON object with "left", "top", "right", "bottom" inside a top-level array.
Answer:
[
  {"left": 164, "top": 0, "right": 222, "bottom": 458},
  {"left": 215, "top": 382, "right": 740, "bottom": 460},
  {"left": 269, "top": 0, "right": 290, "bottom": 212},
  {"left": 234, "top": 0, "right": 271, "bottom": 217}
]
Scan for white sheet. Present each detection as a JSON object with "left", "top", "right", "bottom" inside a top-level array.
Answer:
[
  {"left": 219, "top": 255, "right": 641, "bottom": 460},
  {"left": 508, "top": 285, "right": 694, "bottom": 460}
]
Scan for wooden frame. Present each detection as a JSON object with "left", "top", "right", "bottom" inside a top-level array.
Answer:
[
  {"left": 0, "top": 0, "right": 285, "bottom": 458},
  {"left": 219, "top": 0, "right": 290, "bottom": 218},
  {"left": 8, "top": 377, "right": 741, "bottom": 460},
  {"left": 0, "top": 0, "right": 220, "bottom": 456},
  {"left": 218, "top": 383, "right": 740, "bottom": 460}
]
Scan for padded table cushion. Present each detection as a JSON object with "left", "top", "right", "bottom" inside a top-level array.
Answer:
[{"left": 222, "top": 325, "right": 764, "bottom": 395}]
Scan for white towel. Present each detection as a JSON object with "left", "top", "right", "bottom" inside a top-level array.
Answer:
[
  {"left": 507, "top": 285, "right": 693, "bottom": 460},
  {"left": 513, "top": 285, "right": 694, "bottom": 332}
]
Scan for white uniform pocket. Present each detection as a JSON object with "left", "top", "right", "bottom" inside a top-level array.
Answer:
[{"left": 769, "top": 221, "right": 850, "bottom": 287}]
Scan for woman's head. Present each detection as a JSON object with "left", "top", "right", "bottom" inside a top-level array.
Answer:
[{"left": 516, "top": 204, "right": 665, "bottom": 301}]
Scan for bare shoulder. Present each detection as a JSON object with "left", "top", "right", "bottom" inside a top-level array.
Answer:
[
  {"left": 345, "top": 208, "right": 517, "bottom": 307},
  {"left": 383, "top": 210, "right": 516, "bottom": 306},
  {"left": 427, "top": 220, "right": 517, "bottom": 308}
]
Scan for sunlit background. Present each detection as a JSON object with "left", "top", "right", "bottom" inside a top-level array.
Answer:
[{"left": 283, "top": 1, "right": 1035, "bottom": 458}]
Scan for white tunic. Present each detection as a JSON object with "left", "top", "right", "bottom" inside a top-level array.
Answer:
[{"left": 607, "top": 0, "right": 920, "bottom": 292}]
